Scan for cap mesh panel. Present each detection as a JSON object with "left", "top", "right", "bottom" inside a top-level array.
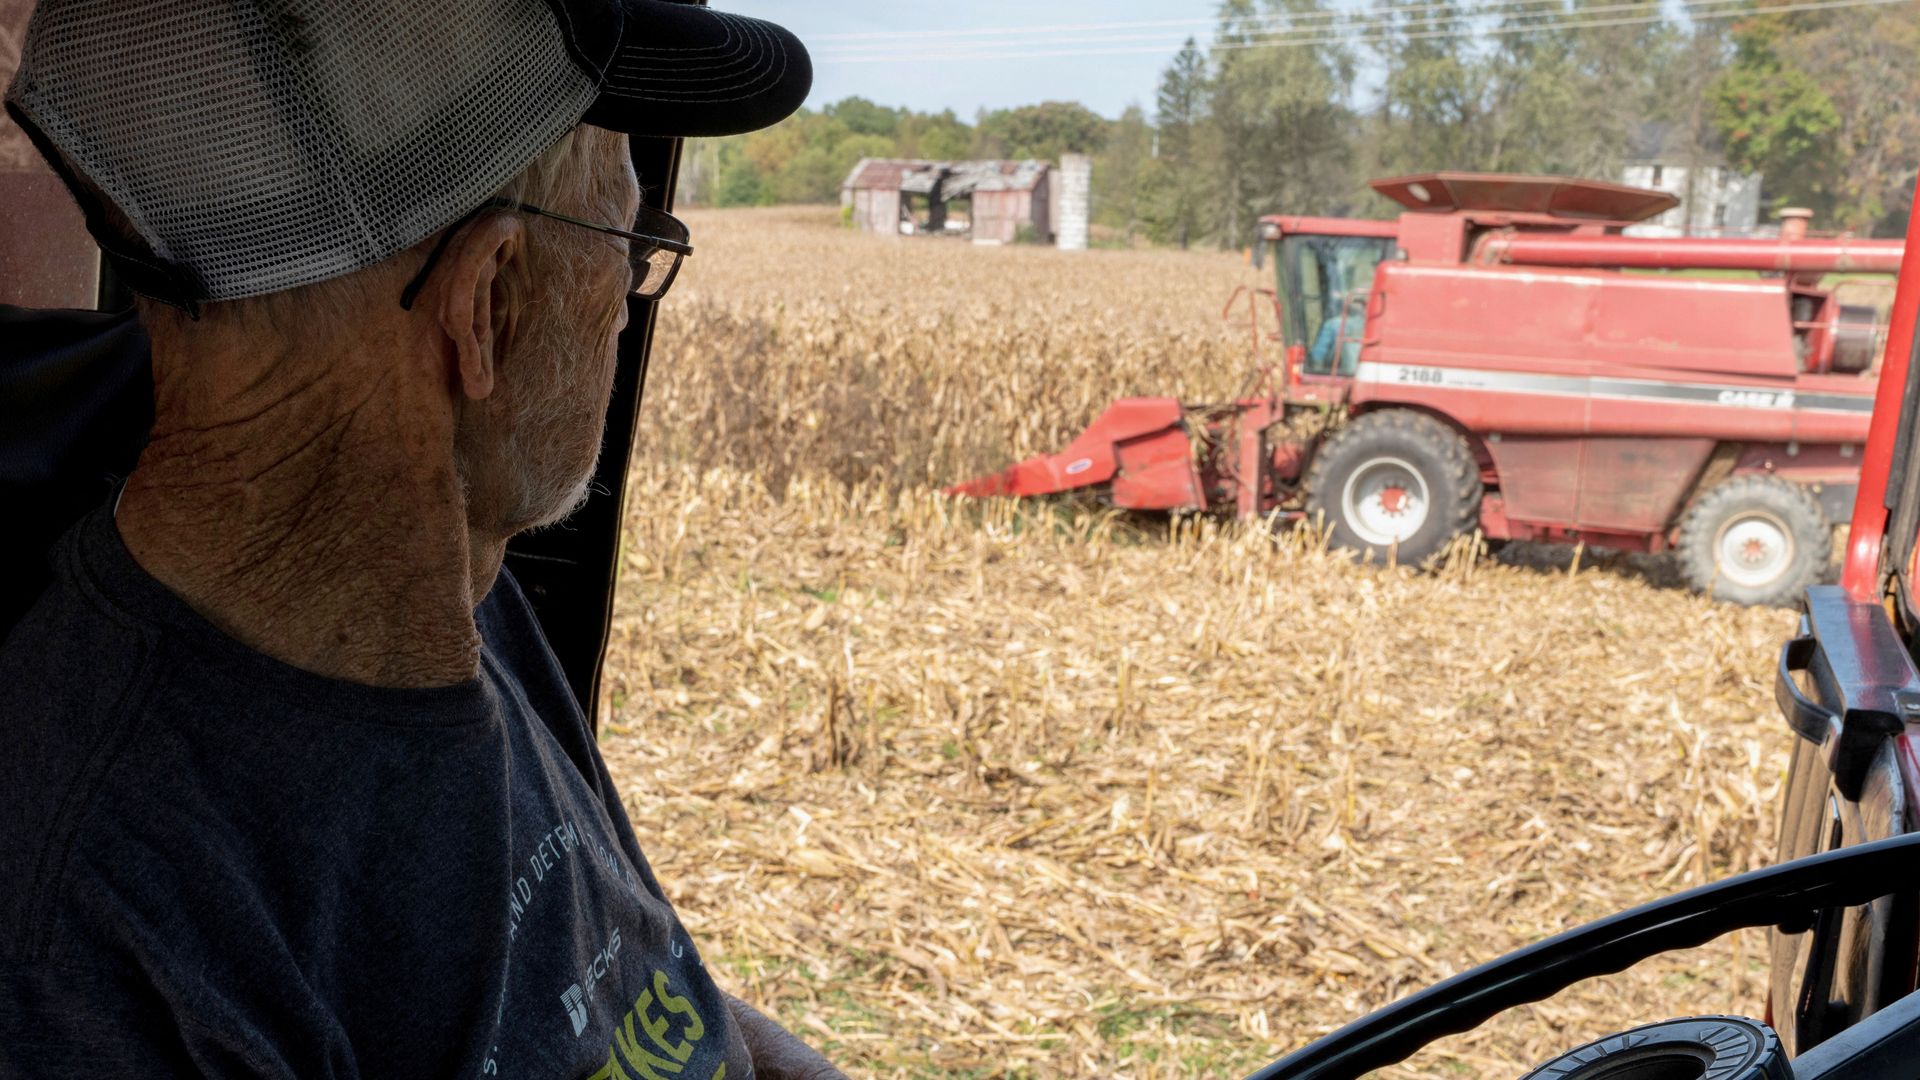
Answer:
[{"left": 9, "top": 0, "right": 597, "bottom": 301}]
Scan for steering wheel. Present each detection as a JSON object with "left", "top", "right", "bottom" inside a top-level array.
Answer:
[{"left": 1243, "top": 832, "right": 1920, "bottom": 1080}]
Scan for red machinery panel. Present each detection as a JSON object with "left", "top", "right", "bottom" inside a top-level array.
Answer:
[
  {"left": 1367, "top": 264, "right": 1799, "bottom": 382},
  {"left": 1111, "top": 428, "right": 1205, "bottom": 510},
  {"left": 1484, "top": 437, "right": 1583, "bottom": 524},
  {"left": 1575, "top": 437, "right": 1717, "bottom": 533},
  {"left": 1371, "top": 172, "right": 1679, "bottom": 221},
  {"left": 946, "top": 398, "right": 1195, "bottom": 504},
  {"left": 1395, "top": 214, "right": 1469, "bottom": 264},
  {"left": 1483, "top": 437, "right": 1713, "bottom": 534},
  {"left": 1484, "top": 235, "right": 1904, "bottom": 275}
]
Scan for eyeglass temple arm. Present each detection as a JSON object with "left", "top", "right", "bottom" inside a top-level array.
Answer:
[{"left": 399, "top": 205, "right": 490, "bottom": 310}]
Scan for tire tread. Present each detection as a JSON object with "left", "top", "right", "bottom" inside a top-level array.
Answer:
[
  {"left": 1304, "top": 410, "right": 1482, "bottom": 564},
  {"left": 1675, "top": 473, "right": 1831, "bottom": 606}
]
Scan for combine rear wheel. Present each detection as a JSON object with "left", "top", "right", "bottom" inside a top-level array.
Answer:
[
  {"left": 1305, "top": 410, "right": 1482, "bottom": 565},
  {"left": 1676, "top": 475, "right": 1830, "bottom": 606}
]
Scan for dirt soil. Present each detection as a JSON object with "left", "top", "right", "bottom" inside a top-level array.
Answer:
[{"left": 600, "top": 207, "right": 1802, "bottom": 1079}]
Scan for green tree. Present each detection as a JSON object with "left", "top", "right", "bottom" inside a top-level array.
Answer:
[
  {"left": 1206, "top": 0, "right": 1359, "bottom": 245},
  {"left": 1154, "top": 37, "right": 1211, "bottom": 247},
  {"left": 772, "top": 133, "right": 896, "bottom": 203},
  {"left": 825, "top": 97, "right": 905, "bottom": 138},
  {"left": 1713, "top": 16, "right": 1841, "bottom": 219},
  {"left": 714, "top": 143, "right": 768, "bottom": 207},
  {"left": 1713, "top": 5, "right": 1920, "bottom": 233},
  {"left": 1352, "top": 0, "right": 1680, "bottom": 204},
  {"left": 739, "top": 111, "right": 843, "bottom": 182},
  {"left": 1636, "top": 24, "right": 1734, "bottom": 227},
  {"left": 1093, "top": 105, "right": 1159, "bottom": 242},
  {"left": 1565, "top": 1, "right": 1670, "bottom": 175},
  {"left": 896, "top": 109, "right": 974, "bottom": 160},
  {"left": 1366, "top": 0, "right": 1487, "bottom": 182},
  {"left": 1796, "top": 5, "right": 1920, "bottom": 233},
  {"left": 974, "top": 101, "right": 1110, "bottom": 161}
]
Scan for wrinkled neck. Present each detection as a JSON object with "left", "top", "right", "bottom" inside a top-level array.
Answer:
[{"left": 115, "top": 334, "right": 505, "bottom": 689}]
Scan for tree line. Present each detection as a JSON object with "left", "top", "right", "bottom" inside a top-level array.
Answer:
[{"left": 680, "top": 0, "right": 1919, "bottom": 241}]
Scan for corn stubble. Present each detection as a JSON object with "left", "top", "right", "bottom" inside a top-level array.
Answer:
[{"left": 604, "top": 207, "right": 1800, "bottom": 1079}]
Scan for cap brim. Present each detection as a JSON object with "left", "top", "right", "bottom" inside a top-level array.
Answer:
[{"left": 582, "top": 1, "right": 812, "bottom": 139}]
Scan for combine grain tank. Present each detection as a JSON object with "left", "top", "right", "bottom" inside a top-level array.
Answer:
[{"left": 951, "top": 172, "right": 1904, "bottom": 604}]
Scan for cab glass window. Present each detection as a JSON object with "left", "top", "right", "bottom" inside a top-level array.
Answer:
[{"left": 1279, "top": 235, "right": 1393, "bottom": 376}]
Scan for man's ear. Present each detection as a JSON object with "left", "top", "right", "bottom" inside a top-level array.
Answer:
[{"left": 432, "top": 213, "right": 527, "bottom": 402}]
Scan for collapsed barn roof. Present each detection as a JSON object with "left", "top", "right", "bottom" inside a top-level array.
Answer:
[{"left": 843, "top": 158, "right": 1050, "bottom": 200}]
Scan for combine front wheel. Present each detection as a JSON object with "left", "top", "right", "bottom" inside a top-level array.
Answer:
[
  {"left": 1676, "top": 475, "right": 1830, "bottom": 606},
  {"left": 1305, "top": 411, "right": 1482, "bottom": 565}
]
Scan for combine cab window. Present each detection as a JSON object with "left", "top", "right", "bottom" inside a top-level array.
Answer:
[{"left": 1279, "top": 235, "right": 1393, "bottom": 376}]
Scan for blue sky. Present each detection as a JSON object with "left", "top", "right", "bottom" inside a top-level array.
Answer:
[
  {"left": 728, "top": 1, "right": 1718, "bottom": 123},
  {"left": 731, "top": 1, "right": 1220, "bottom": 121}
]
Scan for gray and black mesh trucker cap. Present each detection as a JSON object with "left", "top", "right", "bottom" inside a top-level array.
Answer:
[{"left": 4, "top": 0, "right": 810, "bottom": 306}]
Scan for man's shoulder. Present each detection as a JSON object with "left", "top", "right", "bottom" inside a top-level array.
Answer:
[
  {"left": 2, "top": 502, "right": 160, "bottom": 720},
  {"left": 1, "top": 545, "right": 157, "bottom": 700},
  {"left": 0, "top": 529, "right": 161, "bottom": 746},
  {"left": 0, "top": 521, "right": 266, "bottom": 974},
  {"left": 0, "top": 542, "right": 162, "bottom": 780},
  {"left": 0, "top": 563, "right": 164, "bottom": 962}
]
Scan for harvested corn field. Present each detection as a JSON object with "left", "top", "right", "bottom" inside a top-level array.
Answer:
[
  {"left": 602, "top": 207, "right": 1801, "bottom": 1079},
  {"left": 633, "top": 206, "right": 1260, "bottom": 496}
]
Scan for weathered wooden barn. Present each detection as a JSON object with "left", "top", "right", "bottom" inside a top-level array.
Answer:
[
  {"left": 841, "top": 158, "right": 1053, "bottom": 245},
  {"left": 840, "top": 158, "right": 929, "bottom": 238}
]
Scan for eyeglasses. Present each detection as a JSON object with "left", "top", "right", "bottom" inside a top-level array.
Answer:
[{"left": 399, "top": 198, "right": 693, "bottom": 310}]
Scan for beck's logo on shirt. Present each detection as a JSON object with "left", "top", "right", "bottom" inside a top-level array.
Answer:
[
  {"left": 562, "top": 984, "right": 590, "bottom": 1037},
  {"left": 566, "top": 927, "right": 626, "bottom": 1036}
]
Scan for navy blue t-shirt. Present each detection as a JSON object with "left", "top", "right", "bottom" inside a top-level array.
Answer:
[{"left": 0, "top": 504, "right": 752, "bottom": 1080}]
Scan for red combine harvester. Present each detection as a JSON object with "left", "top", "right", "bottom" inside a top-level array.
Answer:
[{"left": 950, "top": 172, "right": 1904, "bottom": 604}]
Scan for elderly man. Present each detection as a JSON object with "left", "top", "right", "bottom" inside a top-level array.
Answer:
[{"left": 0, "top": 1, "right": 842, "bottom": 1076}]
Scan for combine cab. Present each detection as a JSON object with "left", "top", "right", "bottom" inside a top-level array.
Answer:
[{"left": 951, "top": 172, "right": 1903, "bottom": 604}]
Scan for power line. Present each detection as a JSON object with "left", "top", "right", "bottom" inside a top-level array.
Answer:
[
  {"left": 808, "top": 10, "right": 1363, "bottom": 41},
  {"left": 809, "top": 0, "right": 1847, "bottom": 60},
  {"left": 811, "top": 0, "right": 1567, "bottom": 51},
  {"left": 816, "top": 0, "right": 1657, "bottom": 59},
  {"left": 814, "top": 0, "right": 1908, "bottom": 64},
  {"left": 1211, "top": 0, "right": 1908, "bottom": 54}
]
